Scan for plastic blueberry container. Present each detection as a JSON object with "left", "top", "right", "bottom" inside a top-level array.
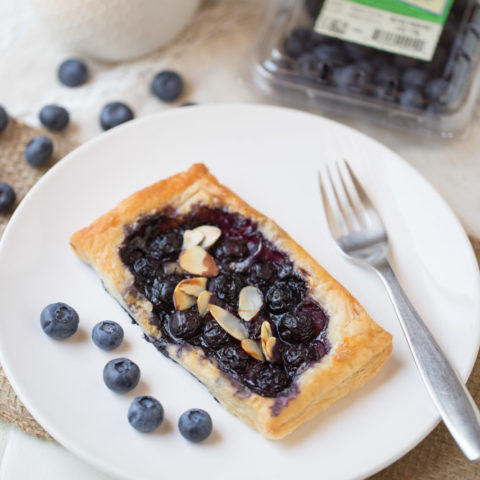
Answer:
[{"left": 254, "top": 0, "right": 480, "bottom": 138}]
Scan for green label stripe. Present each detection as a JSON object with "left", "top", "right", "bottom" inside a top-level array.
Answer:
[{"left": 346, "top": 0, "right": 454, "bottom": 24}]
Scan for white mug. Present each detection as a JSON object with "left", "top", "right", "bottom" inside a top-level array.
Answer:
[{"left": 29, "top": 0, "right": 201, "bottom": 62}]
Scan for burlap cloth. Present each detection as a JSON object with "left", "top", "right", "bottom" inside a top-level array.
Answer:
[{"left": 1, "top": 117, "right": 480, "bottom": 478}]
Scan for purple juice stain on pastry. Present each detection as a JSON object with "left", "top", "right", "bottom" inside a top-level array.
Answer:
[{"left": 119, "top": 206, "right": 331, "bottom": 399}]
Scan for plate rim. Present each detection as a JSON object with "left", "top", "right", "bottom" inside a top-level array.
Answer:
[{"left": 0, "top": 103, "right": 479, "bottom": 480}]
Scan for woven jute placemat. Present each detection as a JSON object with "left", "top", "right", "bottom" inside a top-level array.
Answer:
[{"left": 1, "top": 117, "right": 480, "bottom": 477}]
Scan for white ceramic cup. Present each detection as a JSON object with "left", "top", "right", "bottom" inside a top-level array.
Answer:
[{"left": 29, "top": 0, "right": 201, "bottom": 62}]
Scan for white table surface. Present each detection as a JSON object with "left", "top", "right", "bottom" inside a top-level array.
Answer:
[{"left": 1, "top": 0, "right": 480, "bottom": 478}]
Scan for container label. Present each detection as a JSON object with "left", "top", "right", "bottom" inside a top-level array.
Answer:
[{"left": 314, "top": 0, "right": 454, "bottom": 61}]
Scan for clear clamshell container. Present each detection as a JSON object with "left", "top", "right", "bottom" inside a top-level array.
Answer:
[{"left": 254, "top": 0, "right": 480, "bottom": 138}]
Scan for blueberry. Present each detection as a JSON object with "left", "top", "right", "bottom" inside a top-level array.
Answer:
[
  {"left": 128, "top": 395, "right": 164, "bottom": 432},
  {"left": 203, "top": 319, "right": 231, "bottom": 348},
  {"left": 146, "top": 276, "right": 179, "bottom": 307},
  {"left": 0, "top": 106, "right": 9, "bottom": 132},
  {"left": 283, "top": 28, "right": 317, "bottom": 59},
  {"left": 249, "top": 262, "right": 275, "bottom": 286},
  {"left": 40, "top": 302, "right": 79, "bottom": 340},
  {"left": 332, "top": 64, "right": 369, "bottom": 91},
  {"left": 0, "top": 183, "right": 16, "bottom": 213},
  {"left": 25, "top": 136, "right": 53, "bottom": 167},
  {"left": 283, "top": 344, "right": 318, "bottom": 376},
  {"left": 151, "top": 71, "right": 184, "bottom": 102},
  {"left": 216, "top": 344, "right": 251, "bottom": 373},
  {"left": 401, "top": 69, "right": 429, "bottom": 89},
  {"left": 168, "top": 310, "right": 202, "bottom": 340},
  {"left": 178, "top": 409, "right": 212, "bottom": 443},
  {"left": 277, "top": 313, "right": 314, "bottom": 344},
  {"left": 266, "top": 282, "right": 296, "bottom": 314},
  {"left": 398, "top": 88, "right": 425, "bottom": 109},
  {"left": 100, "top": 102, "right": 134, "bottom": 130},
  {"left": 215, "top": 239, "right": 248, "bottom": 261},
  {"left": 343, "top": 42, "right": 371, "bottom": 60},
  {"left": 244, "top": 363, "right": 288, "bottom": 397},
  {"left": 132, "top": 257, "right": 156, "bottom": 281},
  {"left": 295, "top": 53, "right": 329, "bottom": 81},
  {"left": 424, "top": 78, "right": 449, "bottom": 102},
  {"left": 103, "top": 357, "right": 140, "bottom": 393},
  {"left": 209, "top": 273, "right": 244, "bottom": 304},
  {"left": 374, "top": 65, "right": 399, "bottom": 88},
  {"left": 92, "top": 320, "right": 124, "bottom": 350},
  {"left": 39, "top": 105, "right": 70, "bottom": 131},
  {"left": 148, "top": 231, "right": 182, "bottom": 260},
  {"left": 58, "top": 59, "right": 89, "bottom": 87},
  {"left": 313, "top": 43, "right": 346, "bottom": 67}
]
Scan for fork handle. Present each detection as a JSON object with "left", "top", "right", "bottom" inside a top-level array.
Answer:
[{"left": 376, "top": 260, "right": 480, "bottom": 462}]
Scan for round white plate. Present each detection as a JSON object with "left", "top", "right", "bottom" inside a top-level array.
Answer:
[{"left": 0, "top": 105, "right": 478, "bottom": 480}]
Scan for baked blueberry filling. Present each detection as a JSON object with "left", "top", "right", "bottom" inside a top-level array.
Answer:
[{"left": 120, "top": 206, "right": 330, "bottom": 398}]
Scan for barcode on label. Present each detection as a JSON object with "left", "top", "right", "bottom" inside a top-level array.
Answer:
[
  {"left": 321, "top": 17, "right": 348, "bottom": 34},
  {"left": 372, "top": 29, "right": 426, "bottom": 52}
]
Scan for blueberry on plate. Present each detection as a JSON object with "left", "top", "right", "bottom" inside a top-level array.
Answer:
[
  {"left": 151, "top": 71, "right": 184, "bottom": 102},
  {"left": 39, "top": 105, "right": 70, "bottom": 131},
  {"left": 0, "top": 106, "right": 9, "bottom": 132},
  {"left": 92, "top": 320, "right": 124, "bottom": 350},
  {"left": 178, "top": 409, "right": 212, "bottom": 443},
  {"left": 25, "top": 136, "right": 53, "bottom": 167},
  {"left": 40, "top": 302, "right": 79, "bottom": 340},
  {"left": 58, "top": 58, "right": 89, "bottom": 87},
  {"left": 100, "top": 102, "right": 134, "bottom": 130},
  {"left": 128, "top": 395, "right": 164, "bottom": 432},
  {"left": 0, "top": 183, "right": 16, "bottom": 214},
  {"left": 103, "top": 357, "right": 140, "bottom": 393}
]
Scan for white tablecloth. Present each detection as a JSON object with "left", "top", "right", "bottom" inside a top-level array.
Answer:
[{"left": 1, "top": 0, "right": 480, "bottom": 478}]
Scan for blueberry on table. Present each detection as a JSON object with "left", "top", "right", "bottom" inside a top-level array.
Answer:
[
  {"left": 103, "top": 357, "right": 140, "bottom": 393},
  {"left": 92, "top": 320, "right": 124, "bottom": 351},
  {"left": 0, "top": 183, "right": 16, "bottom": 213},
  {"left": 40, "top": 302, "right": 79, "bottom": 340},
  {"left": 0, "top": 106, "right": 9, "bottom": 132},
  {"left": 58, "top": 58, "right": 88, "bottom": 87},
  {"left": 100, "top": 102, "right": 134, "bottom": 130},
  {"left": 128, "top": 395, "right": 164, "bottom": 432},
  {"left": 178, "top": 409, "right": 212, "bottom": 443},
  {"left": 39, "top": 105, "right": 70, "bottom": 131},
  {"left": 151, "top": 71, "right": 184, "bottom": 102},
  {"left": 25, "top": 136, "right": 53, "bottom": 167}
]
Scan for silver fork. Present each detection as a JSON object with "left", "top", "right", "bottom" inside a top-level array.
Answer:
[{"left": 319, "top": 159, "right": 480, "bottom": 462}]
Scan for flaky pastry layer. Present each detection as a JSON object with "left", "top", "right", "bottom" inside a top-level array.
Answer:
[{"left": 70, "top": 163, "right": 392, "bottom": 439}]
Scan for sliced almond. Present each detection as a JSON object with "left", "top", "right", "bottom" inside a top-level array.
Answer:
[
  {"left": 263, "top": 337, "right": 277, "bottom": 362},
  {"left": 173, "top": 285, "right": 196, "bottom": 311},
  {"left": 182, "top": 229, "right": 205, "bottom": 249},
  {"left": 197, "top": 290, "right": 212, "bottom": 317},
  {"left": 178, "top": 277, "right": 207, "bottom": 297},
  {"left": 238, "top": 286, "right": 263, "bottom": 321},
  {"left": 195, "top": 226, "right": 222, "bottom": 248},
  {"left": 261, "top": 321, "right": 273, "bottom": 344},
  {"left": 208, "top": 305, "right": 248, "bottom": 340},
  {"left": 241, "top": 339, "right": 264, "bottom": 361},
  {"left": 179, "top": 246, "right": 219, "bottom": 277}
]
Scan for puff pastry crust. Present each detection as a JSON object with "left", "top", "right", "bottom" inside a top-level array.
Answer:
[{"left": 70, "top": 163, "right": 392, "bottom": 440}]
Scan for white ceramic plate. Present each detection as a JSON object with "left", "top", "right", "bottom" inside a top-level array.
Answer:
[{"left": 0, "top": 105, "right": 478, "bottom": 480}]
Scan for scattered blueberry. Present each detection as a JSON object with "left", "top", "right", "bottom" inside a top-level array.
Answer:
[
  {"left": 100, "top": 102, "right": 134, "bottom": 130},
  {"left": 58, "top": 58, "right": 88, "bottom": 87},
  {"left": 103, "top": 357, "right": 140, "bottom": 393},
  {"left": 40, "top": 302, "right": 79, "bottom": 340},
  {"left": 128, "top": 395, "right": 164, "bottom": 432},
  {"left": 0, "top": 183, "right": 16, "bottom": 213},
  {"left": 0, "top": 106, "right": 9, "bottom": 132},
  {"left": 25, "top": 136, "right": 53, "bottom": 167},
  {"left": 178, "top": 409, "right": 212, "bottom": 443},
  {"left": 39, "top": 105, "right": 70, "bottom": 131},
  {"left": 92, "top": 320, "right": 124, "bottom": 350},
  {"left": 151, "top": 71, "right": 184, "bottom": 102}
]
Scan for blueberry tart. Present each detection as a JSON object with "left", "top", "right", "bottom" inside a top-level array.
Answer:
[{"left": 70, "top": 164, "right": 392, "bottom": 439}]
